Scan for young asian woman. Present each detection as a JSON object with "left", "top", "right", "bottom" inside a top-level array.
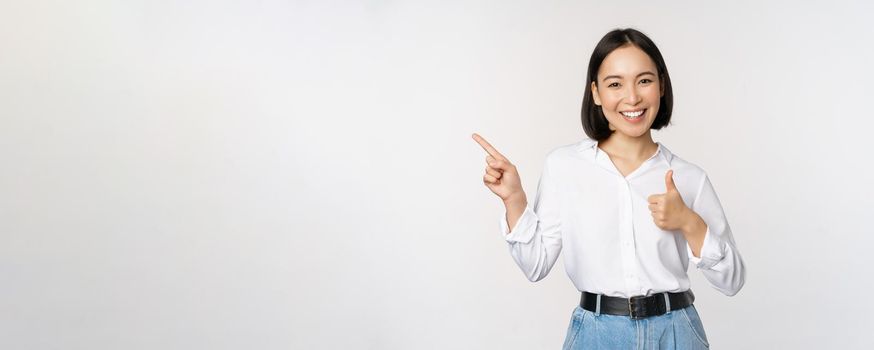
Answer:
[{"left": 473, "top": 28, "right": 745, "bottom": 350}]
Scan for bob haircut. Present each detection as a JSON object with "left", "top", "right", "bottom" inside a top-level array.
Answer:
[{"left": 581, "top": 28, "right": 673, "bottom": 141}]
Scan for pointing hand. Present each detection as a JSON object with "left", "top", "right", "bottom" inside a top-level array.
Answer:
[{"left": 472, "top": 133, "right": 524, "bottom": 202}]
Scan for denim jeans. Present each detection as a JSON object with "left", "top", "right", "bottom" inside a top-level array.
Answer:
[{"left": 562, "top": 304, "right": 710, "bottom": 349}]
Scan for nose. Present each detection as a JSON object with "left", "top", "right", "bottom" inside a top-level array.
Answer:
[{"left": 626, "top": 86, "right": 641, "bottom": 105}]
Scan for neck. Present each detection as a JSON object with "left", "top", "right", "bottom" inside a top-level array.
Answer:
[{"left": 598, "top": 130, "right": 658, "bottom": 161}]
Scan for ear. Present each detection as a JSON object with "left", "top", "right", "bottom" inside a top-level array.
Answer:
[{"left": 591, "top": 81, "right": 602, "bottom": 106}]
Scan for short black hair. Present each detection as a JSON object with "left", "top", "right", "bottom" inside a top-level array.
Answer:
[{"left": 581, "top": 28, "right": 673, "bottom": 141}]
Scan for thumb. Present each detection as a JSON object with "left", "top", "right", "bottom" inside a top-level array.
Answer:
[{"left": 665, "top": 170, "right": 677, "bottom": 192}]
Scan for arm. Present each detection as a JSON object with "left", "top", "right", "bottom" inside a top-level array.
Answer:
[
  {"left": 684, "top": 175, "right": 746, "bottom": 296},
  {"left": 502, "top": 193, "right": 528, "bottom": 234},
  {"left": 499, "top": 157, "right": 562, "bottom": 282}
]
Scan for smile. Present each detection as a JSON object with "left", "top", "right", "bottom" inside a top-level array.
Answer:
[{"left": 620, "top": 109, "right": 646, "bottom": 120}]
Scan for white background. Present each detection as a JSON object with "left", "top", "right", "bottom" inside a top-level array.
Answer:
[{"left": 2, "top": 0, "right": 873, "bottom": 349}]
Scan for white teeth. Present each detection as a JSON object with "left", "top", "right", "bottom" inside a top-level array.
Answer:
[{"left": 621, "top": 110, "right": 644, "bottom": 118}]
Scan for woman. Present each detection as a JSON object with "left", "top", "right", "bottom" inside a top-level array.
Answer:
[{"left": 472, "top": 28, "right": 745, "bottom": 349}]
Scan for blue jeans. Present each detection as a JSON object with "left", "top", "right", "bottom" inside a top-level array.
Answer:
[{"left": 562, "top": 304, "right": 710, "bottom": 349}]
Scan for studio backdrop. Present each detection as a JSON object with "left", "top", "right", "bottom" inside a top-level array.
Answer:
[{"left": 1, "top": 0, "right": 872, "bottom": 349}]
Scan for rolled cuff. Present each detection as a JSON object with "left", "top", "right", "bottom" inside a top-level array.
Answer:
[
  {"left": 499, "top": 205, "right": 538, "bottom": 244},
  {"left": 687, "top": 227, "right": 726, "bottom": 269}
]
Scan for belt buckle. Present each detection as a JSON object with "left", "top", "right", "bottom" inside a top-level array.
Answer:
[{"left": 628, "top": 295, "right": 643, "bottom": 320}]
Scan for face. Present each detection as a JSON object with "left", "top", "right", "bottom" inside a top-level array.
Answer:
[{"left": 591, "top": 45, "right": 664, "bottom": 139}]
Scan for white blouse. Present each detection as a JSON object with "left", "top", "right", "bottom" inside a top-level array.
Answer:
[{"left": 499, "top": 139, "right": 745, "bottom": 298}]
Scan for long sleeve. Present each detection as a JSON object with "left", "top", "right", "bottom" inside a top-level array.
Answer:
[
  {"left": 686, "top": 174, "right": 746, "bottom": 296},
  {"left": 498, "top": 156, "right": 562, "bottom": 282}
]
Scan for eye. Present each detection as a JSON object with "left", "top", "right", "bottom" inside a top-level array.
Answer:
[
  {"left": 608, "top": 82, "right": 620, "bottom": 88},
  {"left": 639, "top": 78, "right": 653, "bottom": 84}
]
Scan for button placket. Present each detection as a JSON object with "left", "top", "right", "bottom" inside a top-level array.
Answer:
[{"left": 618, "top": 178, "right": 640, "bottom": 292}]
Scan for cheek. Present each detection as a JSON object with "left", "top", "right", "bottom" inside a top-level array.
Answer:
[
  {"left": 643, "top": 86, "right": 662, "bottom": 102},
  {"left": 601, "top": 92, "right": 624, "bottom": 109}
]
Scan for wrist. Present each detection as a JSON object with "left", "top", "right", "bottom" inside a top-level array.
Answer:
[
  {"left": 681, "top": 209, "right": 706, "bottom": 237},
  {"left": 503, "top": 192, "right": 528, "bottom": 208}
]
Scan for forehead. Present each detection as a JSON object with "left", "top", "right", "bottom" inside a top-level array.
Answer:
[{"left": 597, "top": 45, "right": 658, "bottom": 79}]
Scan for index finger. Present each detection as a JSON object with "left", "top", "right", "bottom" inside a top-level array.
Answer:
[{"left": 471, "top": 133, "right": 506, "bottom": 160}]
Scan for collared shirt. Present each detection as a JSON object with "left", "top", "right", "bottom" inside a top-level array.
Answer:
[{"left": 499, "top": 138, "right": 746, "bottom": 297}]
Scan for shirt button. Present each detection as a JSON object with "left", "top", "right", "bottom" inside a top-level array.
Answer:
[{"left": 624, "top": 241, "right": 631, "bottom": 246}]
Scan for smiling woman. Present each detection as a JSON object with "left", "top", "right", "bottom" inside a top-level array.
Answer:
[
  {"left": 582, "top": 29, "right": 673, "bottom": 143},
  {"left": 473, "top": 28, "right": 745, "bottom": 350}
]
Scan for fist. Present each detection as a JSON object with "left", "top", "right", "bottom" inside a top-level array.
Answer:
[{"left": 647, "top": 170, "right": 691, "bottom": 231}]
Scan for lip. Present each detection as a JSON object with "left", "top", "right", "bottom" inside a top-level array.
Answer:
[{"left": 620, "top": 108, "right": 647, "bottom": 123}]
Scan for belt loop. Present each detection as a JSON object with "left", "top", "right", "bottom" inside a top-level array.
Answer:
[
  {"left": 595, "top": 294, "right": 601, "bottom": 316},
  {"left": 663, "top": 292, "right": 672, "bottom": 313}
]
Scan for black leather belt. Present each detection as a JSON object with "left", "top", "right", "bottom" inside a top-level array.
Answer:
[{"left": 579, "top": 290, "right": 695, "bottom": 320}]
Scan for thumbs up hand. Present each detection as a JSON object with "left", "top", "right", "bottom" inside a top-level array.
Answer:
[
  {"left": 647, "top": 170, "right": 694, "bottom": 231},
  {"left": 648, "top": 170, "right": 709, "bottom": 257}
]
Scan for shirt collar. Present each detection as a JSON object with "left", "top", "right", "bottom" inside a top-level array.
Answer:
[{"left": 576, "top": 138, "right": 674, "bottom": 168}]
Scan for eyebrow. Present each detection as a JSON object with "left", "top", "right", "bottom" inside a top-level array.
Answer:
[{"left": 602, "top": 71, "right": 656, "bottom": 82}]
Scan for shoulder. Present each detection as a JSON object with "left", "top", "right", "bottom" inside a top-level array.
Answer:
[
  {"left": 667, "top": 152, "right": 707, "bottom": 178},
  {"left": 544, "top": 138, "right": 597, "bottom": 163},
  {"left": 657, "top": 141, "right": 700, "bottom": 170},
  {"left": 659, "top": 142, "right": 711, "bottom": 191}
]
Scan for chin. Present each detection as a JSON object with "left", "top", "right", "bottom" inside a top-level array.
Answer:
[
  {"left": 617, "top": 130, "right": 649, "bottom": 138},
  {"left": 613, "top": 123, "right": 653, "bottom": 138}
]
